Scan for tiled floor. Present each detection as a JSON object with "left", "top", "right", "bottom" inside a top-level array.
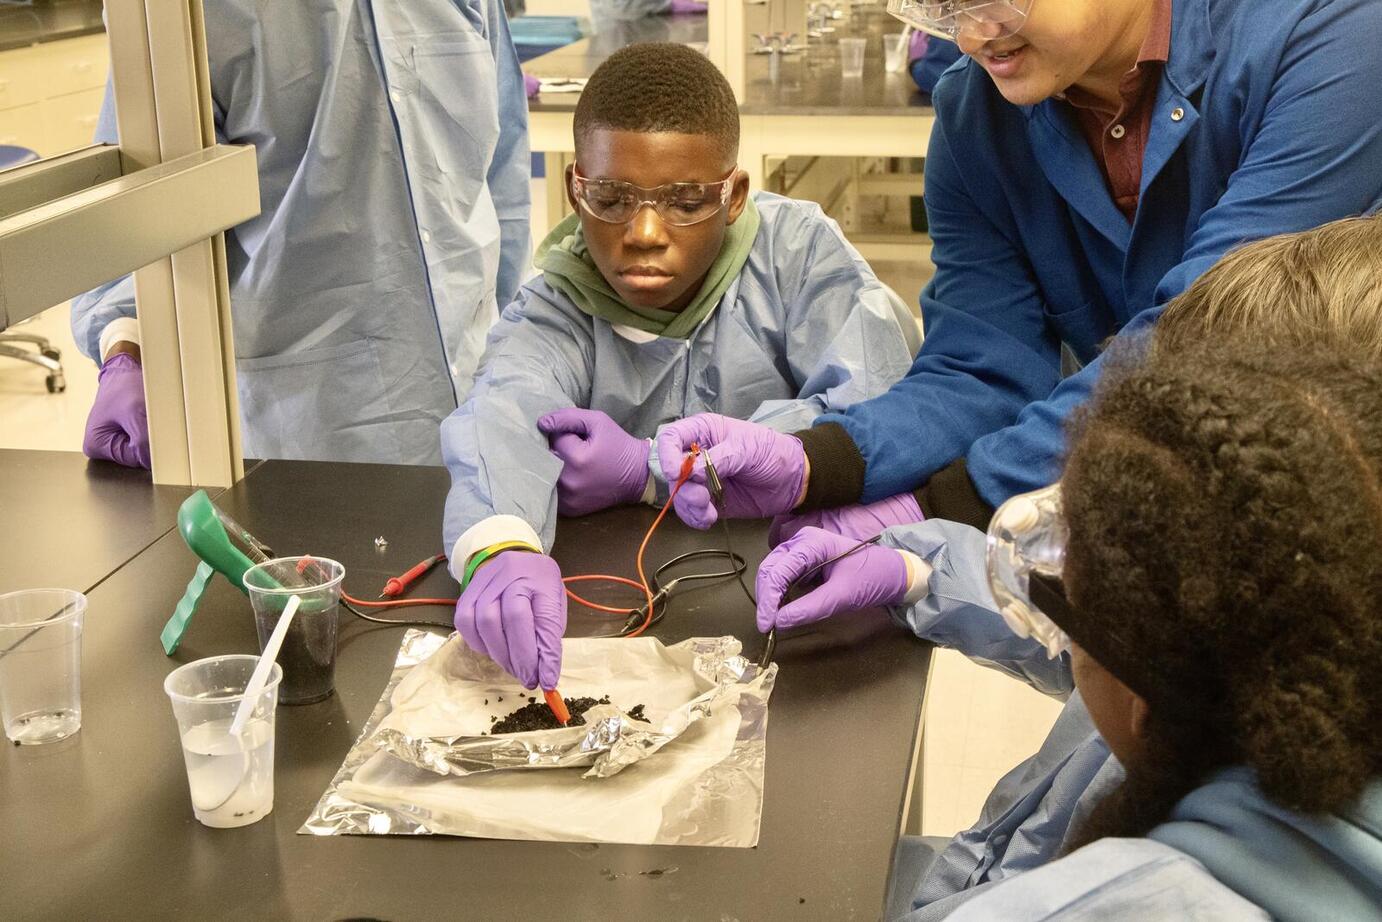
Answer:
[{"left": 0, "top": 181, "right": 1063, "bottom": 841}]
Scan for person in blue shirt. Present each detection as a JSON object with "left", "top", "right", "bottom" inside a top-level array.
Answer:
[
  {"left": 441, "top": 43, "right": 916, "bottom": 691},
  {"left": 754, "top": 215, "right": 1382, "bottom": 919},
  {"left": 72, "top": 0, "right": 531, "bottom": 467},
  {"left": 650, "top": 0, "right": 1382, "bottom": 541}
]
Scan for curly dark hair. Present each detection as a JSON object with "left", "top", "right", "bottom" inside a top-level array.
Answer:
[
  {"left": 1056, "top": 338, "right": 1382, "bottom": 846},
  {"left": 573, "top": 42, "right": 739, "bottom": 160}
]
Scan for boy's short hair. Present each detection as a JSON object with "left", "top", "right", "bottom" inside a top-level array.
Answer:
[
  {"left": 573, "top": 42, "right": 740, "bottom": 162},
  {"left": 1157, "top": 214, "right": 1382, "bottom": 357}
]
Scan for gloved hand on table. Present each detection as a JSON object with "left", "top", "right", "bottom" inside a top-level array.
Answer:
[
  {"left": 454, "top": 550, "right": 567, "bottom": 690},
  {"left": 82, "top": 352, "right": 152, "bottom": 469},
  {"left": 523, "top": 73, "right": 541, "bottom": 99},
  {"left": 755, "top": 526, "right": 910, "bottom": 632},
  {"left": 668, "top": 0, "right": 708, "bottom": 12},
  {"left": 538, "top": 407, "right": 651, "bottom": 517},
  {"left": 769, "top": 492, "right": 924, "bottom": 547},
  {"left": 654, "top": 413, "right": 805, "bottom": 530},
  {"left": 908, "top": 29, "right": 929, "bottom": 63}
]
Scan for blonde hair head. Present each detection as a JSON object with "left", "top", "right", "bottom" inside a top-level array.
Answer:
[{"left": 1157, "top": 214, "right": 1382, "bottom": 357}]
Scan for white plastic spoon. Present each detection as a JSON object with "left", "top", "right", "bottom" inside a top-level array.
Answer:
[{"left": 229, "top": 593, "right": 300, "bottom": 737}]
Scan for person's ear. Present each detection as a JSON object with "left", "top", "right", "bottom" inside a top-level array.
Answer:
[
  {"left": 725, "top": 168, "right": 750, "bottom": 225},
  {"left": 565, "top": 163, "right": 579, "bottom": 213}
]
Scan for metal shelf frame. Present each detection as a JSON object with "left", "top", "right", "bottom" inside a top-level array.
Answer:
[{"left": 0, "top": 0, "right": 259, "bottom": 488}]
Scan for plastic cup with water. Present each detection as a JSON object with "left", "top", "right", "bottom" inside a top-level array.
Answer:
[
  {"left": 242, "top": 556, "right": 343, "bottom": 705},
  {"left": 0, "top": 588, "right": 85, "bottom": 744},
  {"left": 164, "top": 654, "right": 281, "bottom": 828},
  {"left": 884, "top": 32, "right": 909, "bottom": 72},
  {"left": 840, "top": 37, "right": 867, "bottom": 78}
]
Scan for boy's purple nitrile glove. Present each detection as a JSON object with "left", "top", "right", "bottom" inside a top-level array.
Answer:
[
  {"left": 908, "top": 30, "right": 929, "bottom": 62},
  {"left": 756, "top": 527, "right": 910, "bottom": 632},
  {"left": 537, "top": 408, "right": 651, "bottom": 516},
  {"left": 654, "top": 413, "right": 805, "bottom": 530},
  {"left": 524, "top": 73, "right": 541, "bottom": 99},
  {"left": 454, "top": 551, "right": 567, "bottom": 690},
  {"left": 769, "top": 492, "right": 924, "bottom": 547},
  {"left": 82, "top": 352, "right": 152, "bottom": 469},
  {"left": 668, "top": 0, "right": 708, "bottom": 12}
]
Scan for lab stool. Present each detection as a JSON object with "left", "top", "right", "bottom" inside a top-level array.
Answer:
[
  {"left": 0, "top": 146, "right": 66, "bottom": 392},
  {"left": 0, "top": 328, "right": 67, "bottom": 393}
]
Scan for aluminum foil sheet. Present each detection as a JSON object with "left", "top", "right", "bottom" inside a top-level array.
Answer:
[{"left": 300, "top": 630, "right": 776, "bottom": 847}]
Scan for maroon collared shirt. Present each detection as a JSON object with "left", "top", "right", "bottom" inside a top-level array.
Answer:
[{"left": 1062, "top": 0, "right": 1174, "bottom": 222}]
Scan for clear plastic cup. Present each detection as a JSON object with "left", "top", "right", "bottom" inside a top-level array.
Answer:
[
  {"left": 840, "top": 37, "right": 867, "bottom": 78},
  {"left": 884, "top": 32, "right": 908, "bottom": 72},
  {"left": 242, "top": 556, "right": 343, "bottom": 705},
  {"left": 0, "top": 588, "right": 85, "bottom": 744},
  {"left": 164, "top": 654, "right": 281, "bottom": 828}
]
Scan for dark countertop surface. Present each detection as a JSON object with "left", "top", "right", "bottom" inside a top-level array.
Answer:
[
  {"left": 0, "top": 0, "right": 105, "bottom": 54},
  {"left": 0, "top": 449, "right": 248, "bottom": 595},
  {"left": 526, "top": 7, "right": 932, "bottom": 118},
  {"left": 0, "top": 458, "right": 931, "bottom": 920}
]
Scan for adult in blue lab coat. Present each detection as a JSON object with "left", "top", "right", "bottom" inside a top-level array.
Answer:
[
  {"left": 72, "top": 0, "right": 531, "bottom": 466},
  {"left": 654, "top": 0, "right": 1382, "bottom": 540}
]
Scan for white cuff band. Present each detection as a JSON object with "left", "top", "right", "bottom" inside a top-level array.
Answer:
[
  {"left": 899, "top": 550, "right": 933, "bottom": 605},
  {"left": 450, "top": 515, "right": 544, "bottom": 581},
  {"left": 99, "top": 317, "right": 141, "bottom": 361}
]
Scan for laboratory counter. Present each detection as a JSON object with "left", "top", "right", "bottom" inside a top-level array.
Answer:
[
  {"left": 0, "top": 449, "right": 259, "bottom": 596},
  {"left": 0, "top": 458, "right": 932, "bottom": 921},
  {"left": 0, "top": 0, "right": 105, "bottom": 53}
]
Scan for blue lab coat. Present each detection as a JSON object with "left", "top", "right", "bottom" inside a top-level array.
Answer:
[
  {"left": 441, "top": 192, "right": 917, "bottom": 556},
  {"left": 817, "top": 0, "right": 1382, "bottom": 507},
  {"left": 880, "top": 520, "right": 1382, "bottom": 920},
  {"left": 71, "top": 0, "right": 531, "bottom": 464}
]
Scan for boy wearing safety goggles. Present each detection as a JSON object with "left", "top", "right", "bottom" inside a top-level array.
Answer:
[
  {"left": 440, "top": 42, "right": 916, "bottom": 692},
  {"left": 753, "top": 215, "right": 1382, "bottom": 918}
]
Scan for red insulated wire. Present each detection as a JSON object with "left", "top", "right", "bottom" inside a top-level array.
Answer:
[{"left": 339, "top": 448, "right": 701, "bottom": 628}]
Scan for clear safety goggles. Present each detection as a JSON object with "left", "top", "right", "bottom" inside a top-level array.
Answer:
[
  {"left": 571, "top": 167, "right": 736, "bottom": 227},
  {"left": 887, "top": 0, "right": 1035, "bottom": 42},
  {"left": 986, "top": 482, "right": 1073, "bottom": 658}
]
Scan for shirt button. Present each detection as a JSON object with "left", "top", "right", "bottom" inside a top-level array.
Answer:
[
  {"left": 390, "top": 90, "right": 402, "bottom": 103},
  {"left": 1109, "top": 124, "right": 1126, "bottom": 140},
  {"left": 450, "top": 363, "right": 459, "bottom": 376},
  {"left": 421, "top": 230, "right": 432, "bottom": 243},
  {"left": 1170, "top": 107, "right": 1185, "bottom": 121}
]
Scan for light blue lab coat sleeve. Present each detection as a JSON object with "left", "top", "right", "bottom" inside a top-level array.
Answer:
[
  {"left": 71, "top": 78, "right": 231, "bottom": 362},
  {"left": 440, "top": 283, "right": 595, "bottom": 554},
  {"left": 965, "top": 0, "right": 1382, "bottom": 506},
  {"left": 748, "top": 205, "right": 917, "bottom": 434},
  {"left": 485, "top": 0, "right": 533, "bottom": 307},
  {"left": 938, "top": 838, "right": 1268, "bottom": 921},
  {"left": 879, "top": 518, "right": 1073, "bottom": 698}
]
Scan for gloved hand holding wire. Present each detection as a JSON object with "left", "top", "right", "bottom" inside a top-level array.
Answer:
[
  {"left": 769, "top": 493, "right": 924, "bottom": 548},
  {"left": 453, "top": 550, "right": 567, "bottom": 690},
  {"left": 756, "top": 527, "right": 914, "bottom": 632},
  {"left": 538, "top": 408, "right": 651, "bottom": 517},
  {"left": 655, "top": 414, "right": 806, "bottom": 529}
]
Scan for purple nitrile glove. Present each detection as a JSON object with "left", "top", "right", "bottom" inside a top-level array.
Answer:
[
  {"left": 908, "top": 30, "right": 929, "bottom": 63},
  {"left": 654, "top": 413, "right": 805, "bottom": 530},
  {"left": 82, "top": 352, "right": 152, "bottom": 469},
  {"left": 769, "top": 492, "right": 924, "bottom": 547},
  {"left": 755, "top": 527, "right": 909, "bottom": 632},
  {"left": 454, "top": 551, "right": 567, "bottom": 690},
  {"left": 523, "top": 73, "right": 541, "bottom": 99},
  {"left": 537, "top": 408, "right": 651, "bottom": 517},
  {"left": 668, "top": 0, "right": 708, "bottom": 13}
]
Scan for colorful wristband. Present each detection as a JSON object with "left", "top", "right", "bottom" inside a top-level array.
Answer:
[{"left": 460, "top": 540, "right": 541, "bottom": 591}]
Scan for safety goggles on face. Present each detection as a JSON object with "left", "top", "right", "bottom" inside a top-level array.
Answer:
[
  {"left": 887, "top": 0, "right": 1035, "bottom": 42},
  {"left": 986, "top": 482, "right": 1074, "bottom": 658},
  {"left": 570, "top": 167, "right": 736, "bottom": 227}
]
